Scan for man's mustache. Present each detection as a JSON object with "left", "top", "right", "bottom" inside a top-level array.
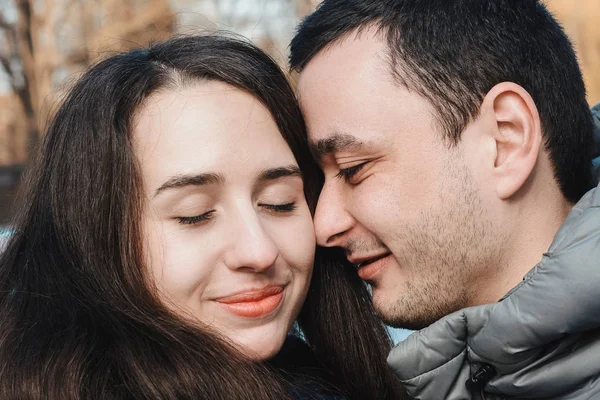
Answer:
[{"left": 344, "top": 237, "right": 389, "bottom": 258}]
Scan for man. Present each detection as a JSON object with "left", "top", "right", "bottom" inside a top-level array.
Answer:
[{"left": 290, "top": 0, "right": 600, "bottom": 398}]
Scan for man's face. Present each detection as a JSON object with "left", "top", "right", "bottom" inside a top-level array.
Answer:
[{"left": 298, "top": 31, "right": 502, "bottom": 329}]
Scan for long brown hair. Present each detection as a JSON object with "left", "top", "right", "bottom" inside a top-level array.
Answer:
[{"left": 0, "top": 35, "right": 405, "bottom": 399}]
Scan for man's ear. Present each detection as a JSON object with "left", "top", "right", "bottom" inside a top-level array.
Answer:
[{"left": 480, "top": 82, "right": 542, "bottom": 200}]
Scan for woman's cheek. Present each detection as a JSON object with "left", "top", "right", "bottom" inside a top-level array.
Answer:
[
  {"left": 269, "top": 210, "right": 316, "bottom": 275},
  {"left": 146, "top": 221, "right": 214, "bottom": 302}
]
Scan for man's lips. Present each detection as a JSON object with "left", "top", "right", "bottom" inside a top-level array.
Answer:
[
  {"left": 214, "top": 286, "right": 284, "bottom": 318},
  {"left": 348, "top": 252, "right": 391, "bottom": 268},
  {"left": 348, "top": 252, "right": 392, "bottom": 281}
]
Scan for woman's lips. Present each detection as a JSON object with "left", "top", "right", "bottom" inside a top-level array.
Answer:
[{"left": 215, "top": 286, "right": 284, "bottom": 318}]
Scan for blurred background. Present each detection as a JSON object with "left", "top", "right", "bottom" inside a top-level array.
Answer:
[
  {"left": 1, "top": 0, "right": 599, "bottom": 342},
  {"left": 0, "top": 0, "right": 319, "bottom": 225}
]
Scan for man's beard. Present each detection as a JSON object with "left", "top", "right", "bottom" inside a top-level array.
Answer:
[{"left": 372, "top": 164, "right": 502, "bottom": 330}]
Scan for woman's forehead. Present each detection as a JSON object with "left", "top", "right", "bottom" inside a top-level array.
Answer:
[{"left": 132, "top": 83, "right": 297, "bottom": 193}]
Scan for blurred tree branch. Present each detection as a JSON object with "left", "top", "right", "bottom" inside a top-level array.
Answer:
[
  {"left": 0, "top": 0, "right": 40, "bottom": 155},
  {"left": 0, "top": 0, "right": 174, "bottom": 162}
]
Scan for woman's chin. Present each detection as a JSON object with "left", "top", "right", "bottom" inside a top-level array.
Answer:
[{"left": 228, "top": 326, "right": 290, "bottom": 360}]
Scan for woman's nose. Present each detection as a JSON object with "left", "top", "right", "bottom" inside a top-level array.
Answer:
[{"left": 223, "top": 207, "right": 278, "bottom": 272}]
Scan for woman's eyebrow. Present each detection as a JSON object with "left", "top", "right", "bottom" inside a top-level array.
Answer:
[
  {"left": 153, "top": 166, "right": 300, "bottom": 198},
  {"left": 153, "top": 172, "right": 224, "bottom": 198},
  {"left": 257, "top": 165, "right": 302, "bottom": 182}
]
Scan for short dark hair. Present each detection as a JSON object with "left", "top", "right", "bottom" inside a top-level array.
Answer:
[{"left": 290, "top": 0, "right": 595, "bottom": 202}]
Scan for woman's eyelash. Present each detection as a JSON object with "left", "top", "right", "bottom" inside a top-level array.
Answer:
[
  {"left": 177, "top": 203, "right": 295, "bottom": 225},
  {"left": 335, "top": 163, "right": 366, "bottom": 183},
  {"left": 260, "top": 202, "right": 297, "bottom": 212},
  {"left": 177, "top": 210, "right": 215, "bottom": 225}
]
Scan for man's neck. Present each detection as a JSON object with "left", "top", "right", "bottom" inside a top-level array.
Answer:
[{"left": 472, "top": 195, "right": 574, "bottom": 306}]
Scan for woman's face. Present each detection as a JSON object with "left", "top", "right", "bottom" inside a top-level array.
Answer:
[{"left": 133, "top": 81, "right": 315, "bottom": 360}]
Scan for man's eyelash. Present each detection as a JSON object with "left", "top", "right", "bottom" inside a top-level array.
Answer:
[
  {"left": 260, "top": 202, "right": 297, "bottom": 212},
  {"left": 335, "top": 163, "right": 366, "bottom": 183},
  {"left": 177, "top": 210, "right": 215, "bottom": 225}
]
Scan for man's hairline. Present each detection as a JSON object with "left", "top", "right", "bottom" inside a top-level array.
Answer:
[
  {"left": 293, "top": 24, "right": 391, "bottom": 75},
  {"left": 294, "top": 23, "right": 410, "bottom": 117},
  {"left": 293, "top": 23, "right": 455, "bottom": 146}
]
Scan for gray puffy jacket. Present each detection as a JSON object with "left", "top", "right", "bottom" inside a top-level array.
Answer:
[{"left": 387, "top": 107, "right": 600, "bottom": 400}]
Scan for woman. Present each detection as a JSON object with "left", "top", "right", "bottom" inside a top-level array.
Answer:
[{"left": 0, "top": 35, "right": 405, "bottom": 399}]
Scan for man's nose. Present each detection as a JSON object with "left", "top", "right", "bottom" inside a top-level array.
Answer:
[
  {"left": 224, "top": 208, "right": 278, "bottom": 272},
  {"left": 314, "top": 181, "right": 355, "bottom": 247}
]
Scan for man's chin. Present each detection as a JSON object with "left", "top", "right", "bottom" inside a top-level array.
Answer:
[
  {"left": 390, "top": 320, "right": 431, "bottom": 331},
  {"left": 372, "top": 292, "right": 441, "bottom": 331},
  {"left": 378, "top": 311, "right": 431, "bottom": 331}
]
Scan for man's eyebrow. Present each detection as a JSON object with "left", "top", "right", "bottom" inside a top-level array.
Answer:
[
  {"left": 257, "top": 165, "right": 302, "bottom": 182},
  {"left": 309, "top": 133, "right": 363, "bottom": 160},
  {"left": 154, "top": 172, "right": 224, "bottom": 197}
]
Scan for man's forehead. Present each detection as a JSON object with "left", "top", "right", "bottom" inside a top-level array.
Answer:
[
  {"left": 296, "top": 28, "right": 404, "bottom": 163},
  {"left": 297, "top": 28, "right": 389, "bottom": 92}
]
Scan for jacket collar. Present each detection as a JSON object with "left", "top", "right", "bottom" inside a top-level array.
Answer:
[{"left": 388, "top": 183, "right": 600, "bottom": 399}]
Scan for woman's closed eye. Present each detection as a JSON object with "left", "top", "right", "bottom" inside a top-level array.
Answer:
[
  {"left": 176, "top": 202, "right": 296, "bottom": 225},
  {"left": 177, "top": 210, "right": 216, "bottom": 225},
  {"left": 259, "top": 202, "right": 297, "bottom": 214}
]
